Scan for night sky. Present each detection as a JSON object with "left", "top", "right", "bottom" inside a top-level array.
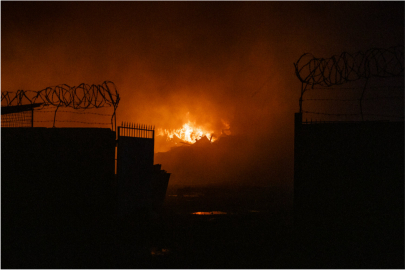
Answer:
[{"left": 2, "top": 2, "right": 404, "bottom": 186}]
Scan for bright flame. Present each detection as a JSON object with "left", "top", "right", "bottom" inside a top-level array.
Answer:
[
  {"left": 192, "top": 211, "right": 227, "bottom": 215},
  {"left": 158, "top": 121, "right": 215, "bottom": 144}
]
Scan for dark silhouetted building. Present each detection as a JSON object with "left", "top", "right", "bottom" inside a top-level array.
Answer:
[
  {"left": 2, "top": 118, "right": 170, "bottom": 268},
  {"left": 294, "top": 112, "right": 404, "bottom": 268}
]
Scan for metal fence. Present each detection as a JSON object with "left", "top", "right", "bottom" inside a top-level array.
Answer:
[
  {"left": 118, "top": 122, "right": 155, "bottom": 139},
  {"left": 1, "top": 110, "right": 33, "bottom": 127}
]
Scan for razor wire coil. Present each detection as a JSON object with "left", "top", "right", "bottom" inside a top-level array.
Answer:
[
  {"left": 1, "top": 81, "right": 120, "bottom": 129},
  {"left": 1, "top": 81, "right": 119, "bottom": 109},
  {"left": 294, "top": 46, "right": 404, "bottom": 88},
  {"left": 294, "top": 46, "right": 404, "bottom": 120}
]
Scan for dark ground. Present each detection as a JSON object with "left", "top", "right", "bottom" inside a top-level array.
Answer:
[
  {"left": 4, "top": 184, "right": 402, "bottom": 268},
  {"left": 3, "top": 184, "right": 297, "bottom": 269},
  {"left": 106, "top": 185, "right": 296, "bottom": 269}
]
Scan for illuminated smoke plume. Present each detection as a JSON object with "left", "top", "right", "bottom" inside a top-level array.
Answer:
[{"left": 2, "top": 2, "right": 403, "bottom": 187}]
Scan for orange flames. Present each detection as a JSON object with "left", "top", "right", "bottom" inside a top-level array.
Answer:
[{"left": 157, "top": 121, "right": 216, "bottom": 144}]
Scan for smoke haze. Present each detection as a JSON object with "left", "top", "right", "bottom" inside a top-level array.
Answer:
[{"left": 2, "top": 2, "right": 403, "bottom": 187}]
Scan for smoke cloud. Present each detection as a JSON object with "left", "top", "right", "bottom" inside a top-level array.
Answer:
[{"left": 2, "top": 2, "right": 403, "bottom": 187}]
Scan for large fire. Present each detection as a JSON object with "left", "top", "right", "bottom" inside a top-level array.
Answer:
[{"left": 157, "top": 121, "right": 217, "bottom": 144}]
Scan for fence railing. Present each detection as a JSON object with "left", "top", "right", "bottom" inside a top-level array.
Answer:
[
  {"left": 118, "top": 122, "right": 155, "bottom": 139},
  {"left": 1, "top": 111, "right": 33, "bottom": 127},
  {"left": 1, "top": 103, "right": 45, "bottom": 128}
]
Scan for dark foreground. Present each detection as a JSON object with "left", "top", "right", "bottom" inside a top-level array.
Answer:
[
  {"left": 119, "top": 185, "right": 296, "bottom": 269},
  {"left": 3, "top": 185, "right": 403, "bottom": 269},
  {"left": 4, "top": 185, "right": 297, "bottom": 269}
]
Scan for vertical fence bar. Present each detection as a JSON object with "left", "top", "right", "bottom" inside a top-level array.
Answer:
[{"left": 117, "top": 122, "right": 156, "bottom": 139}]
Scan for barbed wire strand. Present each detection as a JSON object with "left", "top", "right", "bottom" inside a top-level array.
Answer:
[
  {"left": 303, "top": 110, "right": 404, "bottom": 119},
  {"left": 309, "top": 86, "right": 403, "bottom": 90},
  {"left": 295, "top": 46, "right": 404, "bottom": 88},
  {"left": 1, "top": 81, "right": 120, "bottom": 129},
  {"left": 303, "top": 96, "right": 403, "bottom": 101},
  {"left": 294, "top": 46, "right": 404, "bottom": 118},
  {"left": 34, "top": 120, "right": 111, "bottom": 125},
  {"left": 34, "top": 109, "right": 111, "bottom": 116}
]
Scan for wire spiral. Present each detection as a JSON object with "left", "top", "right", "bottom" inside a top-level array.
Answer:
[
  {"left": 1, "top": 81, "right": 120, "bottom": 129},
  {"left": 294, "top": 46, "right": 404, "bottom": 88},
  {"left": 294, "top": 46, "right": 404, "bottom": 119}
]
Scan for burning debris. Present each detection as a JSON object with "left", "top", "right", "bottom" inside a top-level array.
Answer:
[
  {"left": 156, "top": 117, "right": 231, "bottom": 148},
  {"left": 157, "top": 121, "right": 215, "bottom": 144}
]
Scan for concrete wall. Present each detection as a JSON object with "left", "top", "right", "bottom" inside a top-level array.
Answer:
[
  {"left": 117, "top": 136, "right": 154, "bottom": 215},
  {"left": 294, "top": 113, "right": 404, "bottom": 268},
  {"left": 2, "top": 127, "right": 116, "bottom": 268}
]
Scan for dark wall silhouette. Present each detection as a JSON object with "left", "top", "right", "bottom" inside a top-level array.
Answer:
[
  {"left": 117, "top": 136, "right": 154, "bottom": 215},
  {"left": 2, "top": 128, "right": 116, "bottom": 268},
  {"left": 294, "top": 113, "right": 404, "bottom": 268}
]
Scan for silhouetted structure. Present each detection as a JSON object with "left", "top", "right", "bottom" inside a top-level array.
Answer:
[
  {"left": 2, "top": 127, "right": 116, "bottom": 268},
  {"left": 116, "top": 122, "right": 171, "bottom": 216},
  {"left": 294, "top": 114, "right": 404, "bottom": 268},
  {"left": 2, "top": 122, "right": 170, "bottom": 268},
  {"left": 293, "top": 47, "right": 404, "bottom": 268}
]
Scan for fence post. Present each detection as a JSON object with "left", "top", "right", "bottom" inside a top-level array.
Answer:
[
  {"left": 294, "top": 112, "right": 303, "bottom": 227},
  {"left": 31, "top": 108, "right": 34, "bottom": 128}
]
